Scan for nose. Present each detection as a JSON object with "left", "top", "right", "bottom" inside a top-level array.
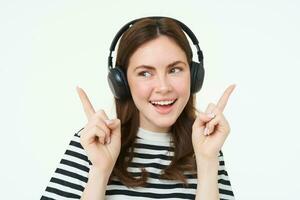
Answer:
[{"left": 155, "top": 75, "right": 172, "bottom": 94}]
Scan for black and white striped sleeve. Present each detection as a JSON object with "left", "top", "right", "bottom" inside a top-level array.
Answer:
[
  {"left": 218, "top": 150, "right": 235, "bottom": 200},
  {"left": 41, "top": 127, "right": 91, "bottom": 200}
]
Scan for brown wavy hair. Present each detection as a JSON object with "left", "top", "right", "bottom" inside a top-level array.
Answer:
[{"left": 109, "top": 17, "right": 199, "bottom": 187}]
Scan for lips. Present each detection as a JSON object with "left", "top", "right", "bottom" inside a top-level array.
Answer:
[{"left": 149, "top": 99, "right": 177, "bottom": 114}]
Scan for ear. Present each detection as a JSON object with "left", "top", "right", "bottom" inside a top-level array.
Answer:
[
  {"left": 107, "top": 66, "right": 131, "bottom": 100},
  {"left": 190, "top": 61, "right": 204, "bottom": 94}
]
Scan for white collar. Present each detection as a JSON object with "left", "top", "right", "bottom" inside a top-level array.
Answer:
[{"left": 137, "top": 127, "right": 172, "bottom": 142}]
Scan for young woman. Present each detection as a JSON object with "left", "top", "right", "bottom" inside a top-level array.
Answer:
[{"left": 41, "top": 17, "right": 236, "bottom": 200}]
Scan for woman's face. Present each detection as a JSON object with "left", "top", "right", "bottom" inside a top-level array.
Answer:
[{"left": 127, "top": 35, "right": 191, "bottom": 133}]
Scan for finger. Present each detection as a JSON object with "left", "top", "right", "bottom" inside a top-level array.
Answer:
[
  {"left": 95, "top": 109, "right": 109, "bottom": 121},
  {"left": 105, "top": 119, "right": 122, "bottom": 143},
  {"left": 216, "top": 84, "right": 236, "bottom": 112},
  {"left": 82, "top": 126, "right": 106, "bottom": 145},
  {"left": 90, "top": 126, "right": 106, "bottom": 144},
  {"left": 93, "top": 127, "right": 107, "bottom": 145},
  {"left": 207, "top": 114, "right": 230, "bottom": 139},
  {"left": 204, "top": 103, "right": 218, "bottom": 135},
  {"left": 105, "top": 119, "right": 120, "bottom": 130},
  {"left": 94, "top": 110, "right": 111, "bottom": 143},
  {"left": 76, "top": 86, "right": 95, "bottom": 120},
  {"left": 92, "top": 117, "right": 111, "bottom": 144},
  {"left": 193, "top": 112, "right": 215, "bottom": 142},
  {"left": 205, "top": 115, "right": 221, "bottom": 135},
  {"left": 205, "top": 103, "right": 216, "bottom": 116},
  {"left": 97, "top": 126, "right": 110, "bottom": 144},
  {"left": 192, "top": 111, "right": 216, "bottom": 131}
]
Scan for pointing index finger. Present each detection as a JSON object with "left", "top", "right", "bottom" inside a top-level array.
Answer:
[
  {"left": 217, "top": 84, "right": 236, "bottom": 112},
  {"left": 76, "top": 86, "right": 95, "bottom": 119}
]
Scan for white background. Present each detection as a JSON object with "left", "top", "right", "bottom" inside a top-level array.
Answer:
[{"left": 0, "top": 0, "right": 299, "bottom": 199}]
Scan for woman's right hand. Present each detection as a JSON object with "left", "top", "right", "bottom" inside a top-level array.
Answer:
[{"left": 76, "top": 86, "right": 121, "bottom": 174}]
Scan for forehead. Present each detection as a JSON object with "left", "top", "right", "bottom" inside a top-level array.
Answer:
[{"left": 128, "top": 35, "right": 188, "bottom": 70}]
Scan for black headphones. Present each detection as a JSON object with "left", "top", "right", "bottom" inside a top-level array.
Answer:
[{"left": 107, "top": 16, "right": 205, "bottom": 100}]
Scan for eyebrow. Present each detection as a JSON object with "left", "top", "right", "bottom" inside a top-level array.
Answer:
[{"left": 133, "top": 60, "right": 186, "bottom": 72}]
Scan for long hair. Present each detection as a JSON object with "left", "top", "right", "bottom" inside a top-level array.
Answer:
[{"left": 109, "top": 17, "right": 199, "bottom": 187}]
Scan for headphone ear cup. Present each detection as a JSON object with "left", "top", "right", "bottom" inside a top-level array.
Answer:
[
  {"left": 107, "top": 66, "right": 131, "bottom": 100},
  {"left": 190, "top": 61, "right": 205, "bottom": 93}
]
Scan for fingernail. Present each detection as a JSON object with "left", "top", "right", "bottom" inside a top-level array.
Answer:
[
  {"left": 207, "top": 113, "right": 215, "bottom": 118},
  {"left": 204, "top": 127, "right": 209, "bottom": 135},
  {"left": 105, "top": 119, "right": 113, "bottom": 125},
  {"left": 107, "top": 137, "right": 111, "bottom": 144}
]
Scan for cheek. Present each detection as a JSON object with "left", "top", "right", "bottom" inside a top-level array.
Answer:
[
  {"left": 128, "top": 75, "right": 149, "bottom": 98},
  {"left": 130, "top": 81, "right": 152, "bottom": 99},
  {"left": 171, "top": 76, "right": 190, "bottom": 95},
  {"left": 173, "top": 81, "right": 189, "bottom": 92}
]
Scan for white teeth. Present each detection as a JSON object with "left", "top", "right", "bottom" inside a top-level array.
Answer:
[{"left": 150, "top": 100, "right": 175, "bottom": 105}]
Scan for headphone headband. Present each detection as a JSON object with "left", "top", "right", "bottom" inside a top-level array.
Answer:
[{"left": 108, "top": 16, "right": 203, "bottom": 70}]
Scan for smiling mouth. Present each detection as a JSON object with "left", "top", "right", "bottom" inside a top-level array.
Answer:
[
  {"left": 149, "top": 99, "right": 177, "bottom": 107},
  {"left": 149, "top": 99, "right": 177, "bottom": 115}
]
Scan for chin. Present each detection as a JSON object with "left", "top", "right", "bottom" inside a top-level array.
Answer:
[{"left": 152, "top": 118, "right": 177, "bottom": 129}]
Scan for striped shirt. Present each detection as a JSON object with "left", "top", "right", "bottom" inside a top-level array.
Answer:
[{"left": 41, "top": 127, "right": 235, "bottom": 200}]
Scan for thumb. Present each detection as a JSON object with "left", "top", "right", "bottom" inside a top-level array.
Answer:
[
  {"left": 193, "top": 112, "right": 215, "bottom": 130},
  {"left": 192, "top": 112, "right": 216, "bottom": 143},
  {"left": 105, "top": 119, "right": 121, "bottom": 136}
]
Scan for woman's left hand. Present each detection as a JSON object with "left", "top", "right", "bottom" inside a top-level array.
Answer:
[{"left": 192, "top": 84, "right": 236, "bottom": 160}]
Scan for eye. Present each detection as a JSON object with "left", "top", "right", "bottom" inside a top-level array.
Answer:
[
  {"left": 138, "top": 71, "right": 152, "bottom": 77},
  {"left": 170, "top": 67, "right": 182, "bottom": 74}
]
